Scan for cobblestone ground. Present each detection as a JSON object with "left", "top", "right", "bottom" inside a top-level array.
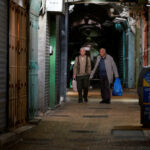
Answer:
[{"left": 5, "top": 90, "right": 150, "bottom": 150}]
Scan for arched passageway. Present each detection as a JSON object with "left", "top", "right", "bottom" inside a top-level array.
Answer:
[{"left": 67, "top": 3, "right": 136, "bottom": 89}]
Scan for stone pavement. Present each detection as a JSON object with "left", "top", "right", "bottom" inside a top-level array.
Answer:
[{"left": 4, "top": 90, "right": 150, "bottom": 150}]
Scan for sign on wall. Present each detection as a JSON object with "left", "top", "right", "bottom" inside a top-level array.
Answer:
[{"left": 46, "top": 0, "right": 64, "bottom": 12}]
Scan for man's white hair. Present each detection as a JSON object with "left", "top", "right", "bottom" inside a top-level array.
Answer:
[
  {"left": 80, "top": 47, "right": 85, "bottom": 51},
  {"left": 100, "top": 48, "right": 106, "bottom": 52}
]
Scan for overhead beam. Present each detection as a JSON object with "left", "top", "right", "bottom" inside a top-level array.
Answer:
[{"left": 65, "top": 0, "right": 138, "bottom": 4}]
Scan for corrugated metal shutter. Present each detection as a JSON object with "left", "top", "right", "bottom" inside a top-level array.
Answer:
[
  {"left": 0, "top": 0, "right": 8, "bottom": 131},
  {"left": 45, "top": 13, "right": 50, "bottom": 110},
  {"left": 124, "top": 32, "right": 128, "bottom": 87},
  {"left": 128, "top": 30, "right": 135, "bottom": 88},
  {"left": 59, "top": 9, "right": 68, "bottom": 102},
  {"left": 38, "top": 13, "right": 50, "bottom": 112},
  {"left": 55, "top": 16, "right": 61, "bottom": 105}
]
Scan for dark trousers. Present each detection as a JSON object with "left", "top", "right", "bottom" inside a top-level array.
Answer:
[
  {"left": 99, "top": 76, "right": 110, "bottom": 102},
  {"left": 77, "top": 75, "right": 89, "bottom": 102}
]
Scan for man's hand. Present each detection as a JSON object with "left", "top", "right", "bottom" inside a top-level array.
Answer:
[
  {"left": 73, "top": 75, "right": 76, "bottom": 79},
  {"left": 89, "top": 74, "right": 93, "bottom": 80}
]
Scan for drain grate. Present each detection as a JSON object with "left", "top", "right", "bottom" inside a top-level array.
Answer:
[
  {"left": 111, "top": 141, "right": 150, "bottom": 147},
  {"left": 83, "top": 115, "right": 108, "bottom": 118},
  {"left": 69, "top": 138, "right": 100, "bottom": 142},
  {"left": 88, "top": 107, "right": 112, "bottom": 110},
  {"left": 70, "top": 130, "right": 96, "bottom": 133},
  {"left": 112, "top": 130, "right": 144, "bottom": 137},
  {"left": 49, "top": 115, "right": 70, "bottom": 117},
  {"left": 22, "top": 138, "right": 51, "bottom": 145},
  {"left": 128, "top": 106, "right": 139, "bottom": 108}
]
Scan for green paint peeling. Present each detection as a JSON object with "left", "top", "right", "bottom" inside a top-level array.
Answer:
[
  {"left": 49, "top": 17, "right": 56, "bottom": 109},
  {"left": 30, "top": 0, "right": 42, "bottom": 16},
  {"left": 28, "top": 13, "right": 39, "bottom": 119}
]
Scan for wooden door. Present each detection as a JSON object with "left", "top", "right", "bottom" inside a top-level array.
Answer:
[{"left": 9, "top": 1, "right": 27, "bottom": 128}]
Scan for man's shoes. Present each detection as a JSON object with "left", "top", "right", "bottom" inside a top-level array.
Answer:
[
  {"left": 99, "top": 100, "right": 111, "bottom": 104},
  {"left": 84, "top": 99, "right": 88, "bottom": 103},
  {"left": 99, "top": 100, "right": 106, "bottom": 103},
  {"left": 78, "top": 99, "right": 83, "bottom": 103}
]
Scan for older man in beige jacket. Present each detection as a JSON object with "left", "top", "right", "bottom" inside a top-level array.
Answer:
[{"left": 73, "top": 48, "right": 91, "bottom": 103}]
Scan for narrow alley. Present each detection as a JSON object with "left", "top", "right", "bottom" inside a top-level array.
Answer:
[
  {"left": 0, "top": 0, "right": 150, "bottom": 149},
  {"left": 4, "top": 90, "right": 150, "bottom": 150}
]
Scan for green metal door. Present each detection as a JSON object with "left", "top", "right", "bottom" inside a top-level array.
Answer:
[{"left": 49, "top": 16, "right": 56, "bottom": 109}]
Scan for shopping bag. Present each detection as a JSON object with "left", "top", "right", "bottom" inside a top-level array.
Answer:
[
  {"left": 72, "top": 79, "right": 77, "bottom": 92},
  {"left": 112, "top": 78, "right": 123, "bottom": 96}
]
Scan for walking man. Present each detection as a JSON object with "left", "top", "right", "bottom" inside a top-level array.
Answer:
[
  {"left": 90, "top": 48, "right": 119, "bottom": 104},
  {"left": 73, "top": 48, "right": 91, "bottom": 103}
]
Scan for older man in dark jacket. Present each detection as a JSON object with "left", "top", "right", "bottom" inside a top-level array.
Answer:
[{"left": 90, "top": 48, "right": 119, "bottom": 104}]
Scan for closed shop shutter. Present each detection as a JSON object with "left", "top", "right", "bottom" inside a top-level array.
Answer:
[
  {"left": 118, "top": 32, "right": 123, "bottom": 84},
  {"left": 38, "top": 13, "right": 50, "bottom": 112},
  {"left": 0, "top": 0, "right": 8, "bottom": 131},
  {"left": 9, "top": 1, "right": 27, "bottom": 128},
  {"left": 45, "top": 14, "right": 50, "bottom": 110},
  {"left": 59, "top": 12, "right": 68, "bottom": 102},
  {"left": 55, "top": 16, "right": 61, "bottom": 105}
]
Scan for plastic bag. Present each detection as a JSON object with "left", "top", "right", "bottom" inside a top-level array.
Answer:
[
  {"left": 112, "top": 78, "right": 123, "bottom": 96},
  {"left": 72, "top": 79, "right": 77, "bottom": 92}
]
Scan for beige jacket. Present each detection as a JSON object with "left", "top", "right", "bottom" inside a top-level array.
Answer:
[
  {"left": 90, "top": 55, "right": 119, "bottom": 84},
  {"left": 73, "top": 55, "right": 91, "bottom": 76}
]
